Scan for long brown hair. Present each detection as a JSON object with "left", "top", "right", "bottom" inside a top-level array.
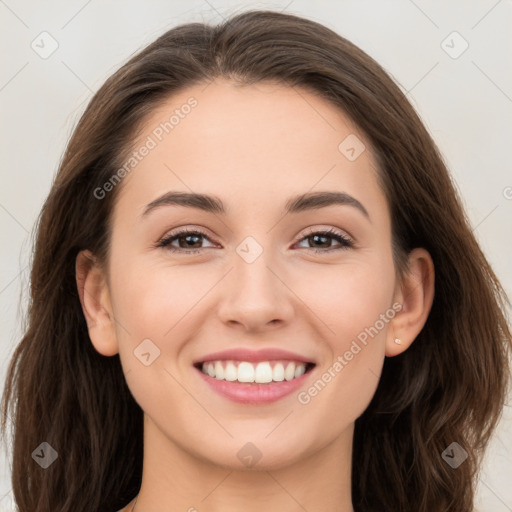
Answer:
[{"left": 2, "top": 10, "right": 510, "bottom": 512}]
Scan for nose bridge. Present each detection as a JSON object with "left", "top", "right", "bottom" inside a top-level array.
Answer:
[
  {"left": 217, "top": 238, "right": 293, "bottom": 328},
  {"left": 237, "top": 246, "right": 277, "bottom": 296}
]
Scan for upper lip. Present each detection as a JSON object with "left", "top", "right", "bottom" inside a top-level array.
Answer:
[{"left": 193, "top": 348, "right": 316, "bottom": 365}]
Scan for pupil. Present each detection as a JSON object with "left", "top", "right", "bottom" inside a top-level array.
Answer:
[
  {"left": 311, "top": 234, "right": 328, "bottom": 248},
  {"left": 183, "top": 234, "right": 200, "bottom": 248}
]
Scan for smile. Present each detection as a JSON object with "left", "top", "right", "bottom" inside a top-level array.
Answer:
[
  {"left": 197, "top": 359, "right": 315, "bottom": 384},
  {"left": 194, "top": 359, "right": 316, "bottom": 404}
]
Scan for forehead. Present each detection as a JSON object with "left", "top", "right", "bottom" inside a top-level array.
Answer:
[{"left": 113, "top": 78, "right": 385, "bottom": 220}]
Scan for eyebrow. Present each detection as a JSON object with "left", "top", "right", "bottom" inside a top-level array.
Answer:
[{"left": 142, "top": 190, "right": 370, "bottom": 221}]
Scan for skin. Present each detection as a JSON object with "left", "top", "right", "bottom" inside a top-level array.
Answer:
[{"left": 76, "top": 79, "right": 434, "bottom": 512}]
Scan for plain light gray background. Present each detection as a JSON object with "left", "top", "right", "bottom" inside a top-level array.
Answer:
[{"left": 1, "top": 1, "right": 511, "bottom": 510}]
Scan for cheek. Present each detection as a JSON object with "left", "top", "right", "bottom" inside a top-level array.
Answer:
[
  {"left": 110, "top": 257, "right": 210, "bottom": 341},
  {"left": 292, "top": 256, "right": 395, "bottom": 346}
]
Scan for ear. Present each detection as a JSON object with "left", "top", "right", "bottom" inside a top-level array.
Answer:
[
  {"left": 386, "top": 247, "right": 435, "bottom": 356},
  {"left": 75, "top": 249, "right": 119, "bottom": 356}
]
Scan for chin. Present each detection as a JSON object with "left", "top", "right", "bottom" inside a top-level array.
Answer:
[{"left": 193, "top": 436, "right": 314, "bottom": 472}]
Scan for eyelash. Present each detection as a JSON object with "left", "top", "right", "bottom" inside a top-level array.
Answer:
[{"left": 156, "top": 227, "right": 354, "bottom": 255}]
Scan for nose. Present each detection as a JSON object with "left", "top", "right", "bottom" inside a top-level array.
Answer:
[{"left": 217, "top": 250, "right": 295, "bottom": 332}]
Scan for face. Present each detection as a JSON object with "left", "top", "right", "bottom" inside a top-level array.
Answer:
[{"left": 99, "top": 79, "right": 401, "bottom": 470}]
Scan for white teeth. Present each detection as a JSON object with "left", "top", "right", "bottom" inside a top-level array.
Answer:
[
  {"left": 237, "top": 362, "right": 255, "bottom": 382},
  {"left": 224, "top": 362, "right": 237, "bottom": 381},
  {"left": 294, "top": 364, "right": 306, "bottom": 378},
  {"left": 200, "top": 360, "right": 309, "bottom": 383},
  {"left": 214, "top": 361, "right": 224, "bottom": 380},
  {"left": 284, "top": 362, "right": 295, "bottom": 381},
  {"left": 254, "top": 362, "right": 273, "bottom": 383},
  {"left": 272, "top": 363, "right": 285, "bottom": 382}
]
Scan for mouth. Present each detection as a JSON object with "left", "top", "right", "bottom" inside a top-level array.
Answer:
[
  {"left": 193, "top": 360, "right": 316, "bottom": 384},
  {"left": 193, "top": 359, "right": 316, "bottom": 404}
]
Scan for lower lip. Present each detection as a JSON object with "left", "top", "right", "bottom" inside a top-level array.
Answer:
[{"left": 195, "top": 366, "right": 314, "bottom": 404}]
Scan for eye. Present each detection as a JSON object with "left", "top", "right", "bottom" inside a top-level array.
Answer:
[
  {"left": 294, "top": 228, "right": 353, "bottom": 253},
  {"left": 156, "top": 229, "right": 216, "bottom": 254},
  {"left": 156, "top": 227, "right": 354, "bottom": 255}
]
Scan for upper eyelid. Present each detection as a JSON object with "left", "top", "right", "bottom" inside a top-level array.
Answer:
[
  {"left": 161, "top": 227, "right": 215, "bottom": 242},
  {"left": 298, "top": 226, "right": 352, "bottom": 241}
]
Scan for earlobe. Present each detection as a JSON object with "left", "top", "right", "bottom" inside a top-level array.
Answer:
[
  {"left": 386, "top": 247, "right": 435, "bottom": 357},
  {"left": 75, "top": 250, "right": 119, "bottom": 356}
]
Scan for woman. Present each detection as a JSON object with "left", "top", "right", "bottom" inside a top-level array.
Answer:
[{"left": 1, "top": 9, "right": 510, "bottom": 512}]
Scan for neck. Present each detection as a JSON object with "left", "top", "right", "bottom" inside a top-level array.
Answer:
[{"left": 131, "top": 415, "right": 355, "bottom": 512}]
